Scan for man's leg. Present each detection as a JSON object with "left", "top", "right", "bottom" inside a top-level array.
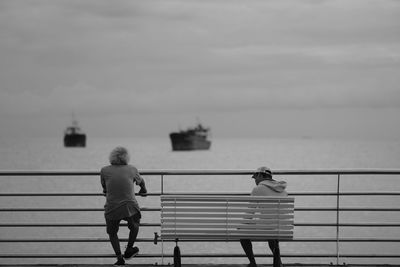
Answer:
[
  {"left": 126, "top": 212, "right": 141, "bottom": 248},
  {"left": 106, "top": 219, "right": 124, "bottom": 264},
  {"left": 240, "top": 239, "right": 257, "bottom": 266},
  {"left": 268, "top": 240, "right": 282, "bottom": 267},
  {"left": 124, "top": 212, "right": 141, "bottom": 259}
]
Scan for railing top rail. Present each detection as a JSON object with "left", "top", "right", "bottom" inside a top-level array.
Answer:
[{"left": 1, "top": 169, "right": 400, "bottom": 176}]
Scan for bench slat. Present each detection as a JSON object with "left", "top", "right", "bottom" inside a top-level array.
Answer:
[
  {"left": 162, "top": 196, "right": 294, "bottom": 202},
  {"left": 161, "top": 207, "right": 294, "bottom": 213},
  {"left": 162, "top": 213, "right": 294, "bottom": 219},
  {"left": 162, "top": 224, "right": 294, "bottom": 230},
  {"left": 161, "top": 202, "right": 294, "bottom": 209},
  {"left": 162, "top": 229, "right": 293, "bottom": 235},
  {"left": 162, "top": 218, "right": 294, "bottom": 225},
  {"left": 161, "top": 234, "right": 293, "bottom": 240}
]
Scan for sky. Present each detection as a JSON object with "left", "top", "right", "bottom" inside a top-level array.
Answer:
[{"left": 0, "top": 0, "right": 399, "bottom": 139}]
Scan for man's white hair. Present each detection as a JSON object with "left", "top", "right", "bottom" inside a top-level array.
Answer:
[{"left": 109, "top": 146, "right": 130, "bottom": 165}]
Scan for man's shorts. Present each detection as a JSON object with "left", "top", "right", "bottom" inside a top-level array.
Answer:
[{"left": 106, "top": 212, "right": 141, "bottom": 234}]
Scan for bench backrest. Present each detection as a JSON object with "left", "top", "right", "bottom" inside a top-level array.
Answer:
[{"left": 160, "top": 195, "right": 294, "bottom": 241}]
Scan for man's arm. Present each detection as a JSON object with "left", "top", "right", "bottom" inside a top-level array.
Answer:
[
  {"left": 138, "top": 179, "right": 147, "bottom": 197},
  {"left": 133, "top": 168, "right": 147, "bottom": 197},
  {"left": 100, "top": 170, "right": 107, "bottom": 196}
]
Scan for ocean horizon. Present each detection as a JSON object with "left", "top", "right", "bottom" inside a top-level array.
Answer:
[{"left": 0, "top": 137, "right": 399, "bottom": 265}]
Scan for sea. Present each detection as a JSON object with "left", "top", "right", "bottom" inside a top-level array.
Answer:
[{"left": 0, "top": 137, "right": 399, "bottom": 265}]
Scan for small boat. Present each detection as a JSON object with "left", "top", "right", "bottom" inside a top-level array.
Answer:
[
  {"left": 64, "top": 117, "right": 86, "bottom": 147},
  {"left": 169, "top": 123, "right": 211, "bottom": 151}
]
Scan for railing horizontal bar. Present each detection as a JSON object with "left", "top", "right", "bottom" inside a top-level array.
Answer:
[
  {"left": 295, "top": 223, "right": 400, "bottom": 227},
  {"left": 1, "top": 169, "right": 400, "bottom": 176},
  {"left": 0, "top": 193, "right": 159, "bottom": 197},
  {"left": 158, "top": 238, "right": 400, "bottom": 243},
  {"left": 161, "top": 193, "right": 400, "bottom": 199},
  {"left": 174, "top": 254, "right": 400, "bottom": 258},
  {"left": 2, "top": 207, "right": 399, "bottom": 212},
  {"left": 1, "top": 191, "right": 399, "bottom": 197},
  {"left": 1, "top": 253, "right": 399, "bottom": 258},
  {"left": 292, "top": 192, "right": 400, "bottom": 196},
  {"left": 0, "top": 223, "right": 160, "bottom": 227},
  {"left": 0, "top": 207, "right": 160, "bottom": 212},
  {"left": 290, "top": 207, "right": 400, "bottom": 212},
  {"left": 173, "top": 254, "right": 400, "bottom": 258},
  {"left": 0, "top": 254, "right": 154, "bottom": 258},
  {"left": 1, "top": 222, "right": 398, "bottom": 227},
  {"left": 0, "top": 238, "right": 155, "bottom": 242},
  {"left": 2, "top": 238, "right": 400, "bottom": 243}
]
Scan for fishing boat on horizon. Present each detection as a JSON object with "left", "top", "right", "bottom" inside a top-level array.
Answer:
[
  {"left": 63, "top": 117, "right": 86, "bottom": 147},
  {"left": 169, "top": 123, "right": 211, "bottom": 151}
]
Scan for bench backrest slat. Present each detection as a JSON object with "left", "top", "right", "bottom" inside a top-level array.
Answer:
[
  {"left": 162, "top": 206, "right": 293, "bottom": 213},
  {"left": 162, "top": 218, "right": 293, "bottom": 224},
  {"left": 160, "top": 195, "right": 294, "bottom": 241}
]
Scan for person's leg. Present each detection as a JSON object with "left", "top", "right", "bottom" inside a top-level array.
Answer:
[
  {"left": 268, "top": 240, "right": 282, "bottom": 267},
  {"left": 240, "top": 239, "right": 257, "bottom": 266},
  {"left": 126, "top": 212, "right": 141, "bottom": 248},
  {"left": 106, "top": 219, "right": 123, "bottom": 258},
  {"left": 123, "top": 212, "right": 141, "bottom": 259}
]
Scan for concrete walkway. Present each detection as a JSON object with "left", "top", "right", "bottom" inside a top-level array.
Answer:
[{"left": 0, "top": 264, "right": 395, "bottom": 267}]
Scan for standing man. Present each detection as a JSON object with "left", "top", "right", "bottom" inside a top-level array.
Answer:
[
  {"left": 101, "top": 146, "right": 147, "bottom": 266},
  {"left": 240, "top": 166, "right": 288, "bottom": 267}
]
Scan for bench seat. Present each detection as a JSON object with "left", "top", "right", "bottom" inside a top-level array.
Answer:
[{"left": 160, "top": 195, "right": 294, "bottom": 241}]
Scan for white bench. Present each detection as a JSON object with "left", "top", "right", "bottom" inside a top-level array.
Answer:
[{"left": 158, "top": 195, "right": 294, "bottom": 266}]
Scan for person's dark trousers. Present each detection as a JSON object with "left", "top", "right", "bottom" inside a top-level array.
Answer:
[
  {"left": 106, "top": 213, "right": 141, "bottom": 257},
  {"left": 240, "top": 239, "right": 256, "bottom": 265},
  {"left": 240, "top": 239, "right": 282, "bottom": 267},
  {"left": 268, "top": 240, "right": 282, "bottom": 267}
]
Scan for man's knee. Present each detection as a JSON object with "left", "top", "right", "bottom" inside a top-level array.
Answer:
[
  {"left": 127, "top": 213, "right": 141, "bottom": 230},
  {"left": 127, "top": 221, "right": 139, "bottom": 231},
  {"left": 106, "top": 226, "right": 118, "bottom": 235},
  {"left": 106, "top": 220, "right": 120, "bottom": 235}
]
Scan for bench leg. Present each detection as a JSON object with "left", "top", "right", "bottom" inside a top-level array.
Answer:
[{"left": 173, "top": 244, "right": 181, "bottom": 267}]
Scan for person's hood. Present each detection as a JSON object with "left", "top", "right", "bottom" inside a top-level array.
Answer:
[{"left": 259, "top": 179, "right": 287, "bottom": 193}]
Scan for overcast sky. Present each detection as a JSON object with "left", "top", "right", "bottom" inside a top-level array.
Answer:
[{"left": 0, "top": 0, "right": 399, "bottom": 139}]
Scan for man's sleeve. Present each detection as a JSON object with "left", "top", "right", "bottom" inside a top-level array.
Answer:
[
  {"left": 100, "top": 169, "right": 107, "bottom": 195},
  {"left": 132, "top": 167, "right": 144, "bottom": 185}
]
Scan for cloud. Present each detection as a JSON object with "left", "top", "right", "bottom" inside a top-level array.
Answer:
[
  {"left": 214, "top": 43, "right": 400, "bottom": 65},
  {"left": 1, "top": 82, "right": 399, "bottom": 122},
  {"left": 1, "top": 0, "right": 400, "bottom": 119}
]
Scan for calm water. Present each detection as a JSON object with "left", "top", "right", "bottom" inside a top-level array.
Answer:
[{"left": 0, "top": 137, "right": 399, "bottom": 265}]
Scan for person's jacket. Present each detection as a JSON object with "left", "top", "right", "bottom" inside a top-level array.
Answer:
[
  {"left": 245, "top": 178, "right": 288, "bottom": 222},
  {"left": 251, "top": 178, "right": 288, "bottom": 197}
]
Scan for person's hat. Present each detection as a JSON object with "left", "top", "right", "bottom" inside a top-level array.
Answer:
[{"left": 252, "top": 166, "right": 272, "bottom": 178}]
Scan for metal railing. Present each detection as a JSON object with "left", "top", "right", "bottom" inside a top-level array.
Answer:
[{"left": 0, "top": 169, "right": 400, "bottom": 265}]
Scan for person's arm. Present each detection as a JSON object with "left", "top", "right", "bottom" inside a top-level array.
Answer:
[
  {"left": 100, "top": 169, "right": 107, "bottom": 196},
  {"left": 243, "top": 187, "right": 259, "bottom": 221},
  {"left": 138, "top": 179, "right": 147, "bottom": 197},
  {"left": 133, "top": 167, "right": 147, "bottom": 197}
]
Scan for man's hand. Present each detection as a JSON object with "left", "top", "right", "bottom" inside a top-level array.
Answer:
[
  {"left": 138, "top": 180, "right": 147, "bottom": 197},
  {"left": 138, "top": 186, "right": 147, "bottom": 197}
]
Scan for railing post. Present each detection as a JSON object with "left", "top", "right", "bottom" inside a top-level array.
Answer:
[
  {"left": 161, "top": 174, "right": 165, "bottom": 265},
  {"left": 161, "top": 174, "right": 164, "bottom": 195},
  {"left": 336, "top": 173, "right": 341, "bottom": 265}
]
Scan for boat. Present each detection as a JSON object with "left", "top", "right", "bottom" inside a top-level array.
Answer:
[
  {"left": 63, "top": 118, "right": 86, "bottom": 147},
  {"left": 169, "top": 123, "right": 211, "bottom": 151}
]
